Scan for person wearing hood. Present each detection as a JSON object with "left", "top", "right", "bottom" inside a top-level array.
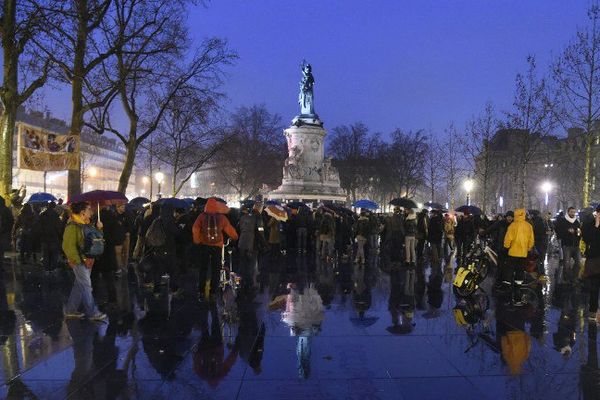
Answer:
[
  {"left": 0, "top": 197, "right": 14, "bottom": 269},
  {"left": 192, "top": 198, "right": 238, "bottom": 302},
  {"left": 554, "top": 206, "right": 582, "bottom": 284},
  {"left": 503, "top": 208, "right": 534, "bottom": 305},
  {"left": 404, "top": 209, "right": 417, "bottom": 267}
]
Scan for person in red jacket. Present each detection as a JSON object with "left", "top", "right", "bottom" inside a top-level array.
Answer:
[{"left": 192, "top": 198, "right": 238, "bottom": 301}]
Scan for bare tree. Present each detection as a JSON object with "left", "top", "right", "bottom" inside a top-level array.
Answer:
[
  {"left": 423, "top": 132, "right": 442, "bottom": 203},
  {"left": 215, "top": 105, "right": 286, "bottom": 200},
  {"left": 504, "top": 56, "right": 556, "bottom": 208},
  {"left": 460, "top": 103, "right": 499, "bottom": 213},
  {"left": 552, "top": 5, "right": 600, "bottom": 207},
  {"left": 440, "top": 123, "right": 463, "bottom": 210},
  {"left": 0, "top": 0, "right": 51, "bottom": 198},
  {"left": 86, "top": 0, "right": 236, "bottom": 194},
  {"left": 150, "top": 95, "right": 226, "bottom": 196},
  {"left": 385, "top": 129, "right": 428, "bottom": 199}
]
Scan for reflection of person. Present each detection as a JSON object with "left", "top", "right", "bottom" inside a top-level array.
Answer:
[{"left": 46, "top": 133, "right": 62, "bottom": 152}]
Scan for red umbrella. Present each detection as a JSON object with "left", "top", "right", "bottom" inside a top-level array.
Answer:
[{"left": 68, "top": 190, "right": 128, "bottom": 207}]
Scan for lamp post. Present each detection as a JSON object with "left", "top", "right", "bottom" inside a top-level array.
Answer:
[
  {"left": 541, "top": 181, "right": 552, "bottom": 209},
  {"left": 155, "top": 171, "right": 164, "bottom": 199},
  {"left": 463, "top": 178, "right": 474, "bottom": 206}
]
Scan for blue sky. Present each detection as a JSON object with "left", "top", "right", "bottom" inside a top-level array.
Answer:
[{"left": 39, "top": 0, "right": 593, "bottom": 138}]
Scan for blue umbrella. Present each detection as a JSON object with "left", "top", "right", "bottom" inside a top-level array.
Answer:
[
  {"left": 182, "top": 198, "right": 195, "bottom": 206},
  {"left": 352, "top": 199, "right": 379, "bottom": 210},
  {"left": 28, "top": 192, "right": 57, "bottom": 203},
  {"left": 155, "top": 197, "right": 189, "bottom": 209}
]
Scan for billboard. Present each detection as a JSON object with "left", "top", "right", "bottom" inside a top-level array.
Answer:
[{"left": 17, "top": 123, "right": 80, "bottom": 171}]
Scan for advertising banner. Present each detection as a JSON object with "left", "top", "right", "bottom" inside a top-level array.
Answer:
[{"left": 17, "top": 123, "right": 80, "bottom": 171}]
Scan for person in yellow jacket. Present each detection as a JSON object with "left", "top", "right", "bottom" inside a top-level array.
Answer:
[{"left": 503, "top": 208, "right": 534, "bottom": 304}]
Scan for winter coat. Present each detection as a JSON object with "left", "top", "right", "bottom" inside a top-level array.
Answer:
[
  {"left": 293, "top": 210, "right": 310, "bottom": 229},
  {"left": 427, "top": 214, "right": 443, "bottom": 244},
  {"left": 484, "top": 218, "right": 510, "bottom": 252},
  {"left": 503, "top": 209, "right": 534, "bottom": 258},
  {"left": 355, "top": 216, "right": 371, "bottom": 238},
  {"left": 416, "top": 212, "right": 429, "bottom": 240},
  {"left": 237, "top": 213, "right": 260, "bottom": 251},
  {"left": 319, "top": 214, "right": 335, "bottom": 238},
  {"left": 443, "top": 217, "right": 455, "bottom": 238},
  {"left": 582, "top": 217, "right": 600, "bottom": 259},
  {"left": 554, "top": 216, "right": 581, "bottom": 247},
  {"left": 404, "top": 213, "right": 417, "bottom": 236},
  {"left": 38, "top": 207, "right": 63, "bottom": 246},
  {"left": 530, "top": 215, "right": 547, "bottom": 247},
  {"left": 0, "top": 200, "right": 14, "bottom": 251},
  {"left": 112, "top": 211, "right": 133, "bottom": 246},
  {"left": 456, "top": 216, "right": 475, "bottom": 242},
  {"left": 192, "top": 198, "right": 238, "bottom": 247}
]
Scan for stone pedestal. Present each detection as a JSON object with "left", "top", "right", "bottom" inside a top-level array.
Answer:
[{"left": 268, "top": 121, "right": 346, "bottom": 204}]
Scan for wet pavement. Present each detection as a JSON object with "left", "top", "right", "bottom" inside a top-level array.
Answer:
[{"left": 0, "top": 251, "right": 598, "bottom": 400}]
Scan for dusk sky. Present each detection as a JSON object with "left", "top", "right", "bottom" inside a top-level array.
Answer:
[{"left": 41, "top": 0, "right": 593, "bottom": 138}]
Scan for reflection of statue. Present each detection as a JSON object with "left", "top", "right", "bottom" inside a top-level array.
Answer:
[{"left": 298, "top": 62, "right": 315, "bottom": 116}]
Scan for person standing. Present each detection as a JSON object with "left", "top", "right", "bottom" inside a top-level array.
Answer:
[
  {"left": 456, "top": 212, "right": 475, "bottom": 268},
  {"left": 62, "top": 201, "right": 106, "bottom": 320},
  {"left": 38, "top": 202, "right": 63, "bottom": 271},
  {"left": 443, "top": 213, "right": 455, "bottom": 256},
  {"left": 530, "top": 210, "right": 549, "bottom": 277},
  {"left": 192, "top": 198, "right": 238, "bottom": 302},
  {"left": 583, "top": 205, "right": 600, "bottom": 324},
  {"left": 503, "top": 208, "right": 535, "bottom": 305},
  {"left": 416, "top": 209, "right": 429, "bottom": 261},
  {"left": 293, "top": 207, "right": 309, "bottom": 253},
  {"left": 554, "top": 207, "right": 582, "bottom": 284},
  {"left": 354, "top": 211, "right": 371, "bottom": 265},
  {"left": 12, "top": 203, "right": 37, "bottom": 264},
  {"left": 427, "top": 210, "right": 444, "bottom": 266},
  {"left": 404, "top": 209, "right": 417, "bottom": 267},
  {"left": 384, "top": 207, "right": 405, "bottom": 263},
  {"left": 113, "top": 204, "right": 133, "bottom": 277},
  {"left": 0, "top": 198, "right": 14, "bottom": 269},
  {"left": 319, "top": 211, "right": 336, "bottom": 261}
]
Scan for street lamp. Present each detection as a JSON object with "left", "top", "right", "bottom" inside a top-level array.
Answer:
[
  {"left": 541, "top": 181, "right": 553, "bottom": 208},
  {"left": 155, "top": 171, "right": 164, "bottom": 198},
  {"left": 463, "top": 178, "right": 475, "bottom": 206}
]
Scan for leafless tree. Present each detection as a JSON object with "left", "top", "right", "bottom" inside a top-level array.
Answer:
[
  {"left": 149, "top": 95, "right": 227, "bottom": 196},
  {"left": 214, "top": 105, "right": 286, "bottom": 200},
  {"left": 86, "top": 0, "right": 236, "bottom": 194},
  {"left": 0, "top": 0, "right": 51, "bottom": 198},
  {"left": 552, "top": 4, "right": 600, "bottom": 207},
  {"left": 440, "top": 123, "right": 463, "bottom": 210},
  {"left": 460, "top": 102, "right": 499, "bottom": 213},
  {"left": 423, "top": 132, "right": 442, "bottom": 203},
  {"left": 504, "top": 56, "right": 556, "bottom": 208},
  {"left": 384, "top": 129, "right": 428, "bottom": 200}
]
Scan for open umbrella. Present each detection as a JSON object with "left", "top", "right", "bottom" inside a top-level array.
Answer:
[
  {"left": 27, "top": 192, "right": 57, "bottom": 203},
  {"left": 69, "top": 190, "right": 128, "bottom": 206},
  {"left": 266, "top": 204, "right": 288, "bottom": 221},
  {"left": 455, "top": 205, "right": 482, "bottom": 215},
  {"left": 287, "top": 201, "right": 309, "bottom": 209},
  {"left": 389, "top": 198, "right": 417, "bottom": 209},
  {"left": 424, "top": 201, "right": 444, "bottom": 210},
  {"left": 155, "top": 197, "right": 189, "bottom": 209},
  {"left": 329, "top": 204, "right": 355, "bottom": 216},
  {"left": 129, "top": 197, "right": 150, "bottom": 208},
  {"left": 352, "top": 199, "right": 379, "bottom": 210},
  {"left": 350, "top": 315, "right": 379, "bottom": 328},
  {"left": 265, "top": 199, "right": 280, "bottom": 206}
]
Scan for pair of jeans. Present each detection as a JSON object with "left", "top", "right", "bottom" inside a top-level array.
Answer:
[
  {"left": 296, "top": 228, "right": 308, "bottom": 251},
  {"left": 405, "top": 236, "right": 416, "bottom": 263},
  {"left": 66, "top": 264, "right": 100, "bottom": 317},
  {"left": 42, "top": 242, "right": 60, "bottom": 271},
  {"left": 562, "top": 245, "right": 581, "bottom": 282},
  {"left": 198, "top": 245, "right": 222, "bottom": 295}
]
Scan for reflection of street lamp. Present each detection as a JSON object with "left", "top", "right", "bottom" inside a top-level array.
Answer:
[
  {"left": 155, "top": 171, "right": 164, "bottom": 198},
  {"left": 463, "top": 178, "right": 474, "bottom": 206},
  {"left": 541, "top": 181, "right": 553, "bottom": 208}
]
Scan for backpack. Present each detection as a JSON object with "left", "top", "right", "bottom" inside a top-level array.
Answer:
[
  {"left": 145, "top": 218, "right": 166, "bottom": 248},
  {"left": 81, "top": 224, "right": 105, "bottom": 257},
  {"left": 204, "top": 213, "right": 221, "bottom": 245}
]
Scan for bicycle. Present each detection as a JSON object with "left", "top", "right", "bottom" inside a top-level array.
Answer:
[{"left": 453, "top": 237, "right": 498, "bottom": 297}]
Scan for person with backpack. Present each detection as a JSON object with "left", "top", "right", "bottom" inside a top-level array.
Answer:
[
  {"left": 62, "top": 201, "right": 106, "bottom": 321},
  {"left": 192, "top": 198, "right": 238, "bottom": 302}
]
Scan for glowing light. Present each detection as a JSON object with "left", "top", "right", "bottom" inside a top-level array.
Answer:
[
  {"left": 89, "top": 167, "right": 98, "bottom": 177},
  {"left": 142, "top": 176, "right": 150, "bottom": 184},
  {"left": 463, "top": 179, "right": 474, "bottom": 193},
  {"left": 541, "top": 181, "right": 553, "bottom": 193},
  {"left": 154, "top": 171, "right": 165, "bottom": 184}
]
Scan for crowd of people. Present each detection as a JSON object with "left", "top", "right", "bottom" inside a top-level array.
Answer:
[{"left": 0, "top": 189, "right": 600, "bottom": 325}]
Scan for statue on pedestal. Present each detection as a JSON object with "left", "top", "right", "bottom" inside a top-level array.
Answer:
[{"left": 299, "top": 62, "right": 315, "bottom": 115}]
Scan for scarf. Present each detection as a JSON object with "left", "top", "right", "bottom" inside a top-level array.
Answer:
[
  {"left": 565, "top": 214, "right": 577, "bottom": 224},
  {"left": 72, "top": 214, "right": 88, "bottom": 225}
]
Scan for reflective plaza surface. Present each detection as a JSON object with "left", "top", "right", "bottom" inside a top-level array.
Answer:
[{"left": 0, "top": 251, "right": 598, "bottom": 400}]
